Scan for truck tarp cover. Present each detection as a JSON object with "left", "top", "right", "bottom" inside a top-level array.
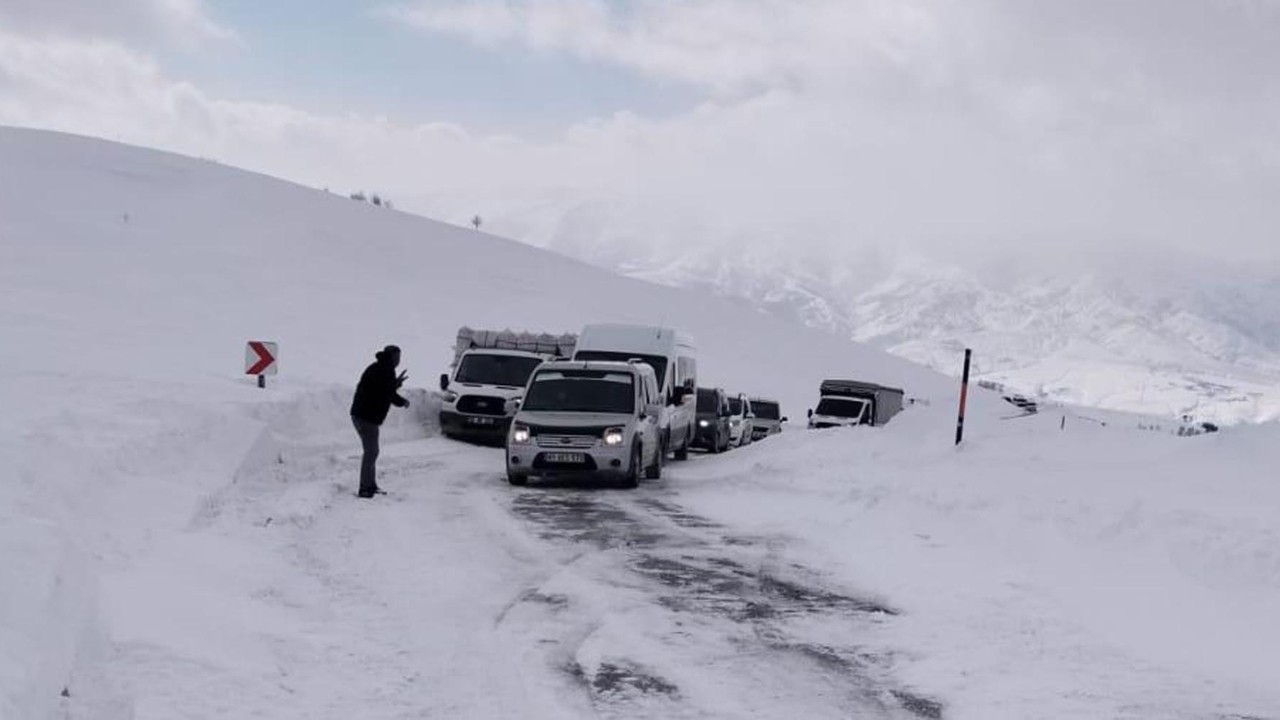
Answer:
[
  {"left": 454, "top": 327, "right": 577, "bottom": 366},
  {"left": 819, "top": 379, "right": 905, "bottom": 426}
]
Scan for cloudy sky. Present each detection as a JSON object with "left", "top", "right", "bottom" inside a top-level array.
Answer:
[{"left": 1, "top": 0, "right": 1278, "bottom": 266}]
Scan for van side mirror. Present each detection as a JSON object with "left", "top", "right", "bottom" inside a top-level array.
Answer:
[
  {"left": 439, "top": 373, "right": 450, "bottom": 391},
  {"left": 807, "top": 408, "right": 814, "bottom": 418},
  {"left": 782, "top": 416, "right": 789, "bottom": 423}
]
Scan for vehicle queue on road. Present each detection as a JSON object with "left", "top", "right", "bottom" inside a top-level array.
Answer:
[{"left": 437, "top": 323, "right": 897, "bottom": 489}]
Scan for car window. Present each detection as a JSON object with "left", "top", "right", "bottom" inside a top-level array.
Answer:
[
  {"left": 753, "top": 401, "right": 780, "bottom": 420},
  {"left": 456, "top": 354, "right": 543, "bottom": 386},
  {"left": 696, "top": 387, "right": 720, "bottom": 412},
  {"left": 524, "top": 371, "right": 636, "bottom": 414},
  {"left": 816, "top": 397, "right": 868, "bottom": 418}
]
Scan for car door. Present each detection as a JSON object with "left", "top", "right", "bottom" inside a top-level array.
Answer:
[
  {"left": 720, "top": 393, "right": 732, "bottom": 439},
  {"left": 642, "top": 374, "right": 661, "bottom": 462}
]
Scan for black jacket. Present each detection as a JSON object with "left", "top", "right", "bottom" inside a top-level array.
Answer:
[{"left": 351, "top": 357, "right": 408, "bottom": 425}]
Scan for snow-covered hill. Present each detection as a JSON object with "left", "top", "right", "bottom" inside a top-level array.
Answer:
[{"left": 3, "top": 128, "right": 1279, "bottom": 720}]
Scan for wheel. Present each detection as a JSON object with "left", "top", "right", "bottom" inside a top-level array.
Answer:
[
  {"left": 644, "top": 442, "right": 662, "bottom": 480},
  {"left": 507, "top": 471, "right": 528, "bottom": 486},
  {"left": 622, "top": 444, "right": 642, "bottom": 488},
  {"left": 673, "top": 427, "right": 690, "bottom": 461}
]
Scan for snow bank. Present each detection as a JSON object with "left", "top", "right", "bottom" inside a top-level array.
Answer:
[
  {"left": 1, "top": 380, "right": 436, "bottom": 719},
  {"left": 676, "top": 409, "right": 1280, "bottom": 717}
]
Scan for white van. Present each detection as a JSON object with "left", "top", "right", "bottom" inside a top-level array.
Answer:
[
  {"left": 572, "top": 324, "right": 697, "bottom": 461},
  {"left": 506, "top": 360, "right": 664, "bottom": 488}
]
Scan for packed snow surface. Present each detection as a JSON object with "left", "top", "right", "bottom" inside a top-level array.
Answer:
[{"left": 2, "top": 127, "right": 1278, "bottom": 720}]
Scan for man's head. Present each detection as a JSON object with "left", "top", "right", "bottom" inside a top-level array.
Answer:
[{"left": 376, "top": 344, "right": 401, "bottom": 367}]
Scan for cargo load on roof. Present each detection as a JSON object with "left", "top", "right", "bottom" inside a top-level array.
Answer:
[{"left": 452, "top": 327, "right": 577, "bottom": 367}]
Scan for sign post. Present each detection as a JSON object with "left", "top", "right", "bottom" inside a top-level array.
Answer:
[
  {"left": 955, "top": 348, "right": 972, "bottom": 446},
  {"left": 245, "top": 341, "right": 278, "bottom": 388}
]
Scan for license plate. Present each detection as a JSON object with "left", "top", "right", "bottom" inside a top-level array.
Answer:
[
  {"left": 543, "top": 452, "right": 586, "bottom": 464},
  {"left": 467, "top": 416, "right": 496, "bottom": 426}
]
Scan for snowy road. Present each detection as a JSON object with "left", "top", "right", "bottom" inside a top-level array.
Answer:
[{"left": 91, "top": 436, "right": 937, "bottom": 719}]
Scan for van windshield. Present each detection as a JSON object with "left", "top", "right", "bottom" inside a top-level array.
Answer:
[
  {"left": 522, "top": 370, "right": 635, "bottom": 414},
  {"left": 573, "top": 351, "right": 668, "bottom": 388},
  {"left": 753, "top": 401, "right": 781, "bottom": 420},
  {"left": 727, "top": 397, "right": 743, "bottom": 415},
  {"left": 817, "top": 397, "right": 869, "bottom": 419},
  {"left": 455, "top": 354, "right": 542, "bottom": 387},
  {"left": 696, "top": 388, "right": 719, "bottom": 412}
]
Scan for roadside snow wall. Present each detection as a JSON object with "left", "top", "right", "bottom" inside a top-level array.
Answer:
[{"left": 0, "top": 385, "right": 435, "bottom": 720}]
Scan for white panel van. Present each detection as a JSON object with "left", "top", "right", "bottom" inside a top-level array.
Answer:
[{"left": 572, "top": 324, "right": 697, "bottom": 461}]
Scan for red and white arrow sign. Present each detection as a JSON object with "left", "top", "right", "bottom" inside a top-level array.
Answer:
[{"left": 245, "top": 341, "right": 278, "bottom": 376}]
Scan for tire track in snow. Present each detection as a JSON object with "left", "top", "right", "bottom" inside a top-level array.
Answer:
[{"left": 503, "top": 477, "right": 941, "bottom": 719}]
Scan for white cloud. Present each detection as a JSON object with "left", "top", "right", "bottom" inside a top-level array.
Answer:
[
  {"left": 0, "top": 0, "right": 236, "bottom": 46},
  {"left": 379, "top": 0, "right": 943, "bottom": 96},
  {"left": 1, "top": 2, "right": 1278, "bottom": 270},
  {"left": 375, "top": 0, "right": 1280, "bottom": 262}
]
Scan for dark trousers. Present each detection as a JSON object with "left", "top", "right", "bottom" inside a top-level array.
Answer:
[{"left": 352, "top": 415, "right": 380, "bottom": 495}]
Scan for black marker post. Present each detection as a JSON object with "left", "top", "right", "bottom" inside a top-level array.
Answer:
[{"left": 955, "top": 348, "right": 972, "bottom": 446}]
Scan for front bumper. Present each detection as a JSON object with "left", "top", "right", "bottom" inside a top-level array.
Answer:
[
  {"left": 440, "top": 410, "right": 512, "bottom": 438},
  {"left": 506, "top": 441, "right": 632, "bottom": 479},
  {"left": 692, "top": 423, "right": 720, "bottom": 448},
  {"left": 808, "top": 418, "right": 859, "bottom": 429},
  {"left": 751, "top": 425, "right": 778, "bottom": 439}
]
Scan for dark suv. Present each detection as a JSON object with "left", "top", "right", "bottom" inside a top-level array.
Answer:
[{"left": 693, "top": 387, "right": 732, "bottom": 453}]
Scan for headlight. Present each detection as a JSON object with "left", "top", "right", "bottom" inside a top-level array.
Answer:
[
  {"left": 698, "top": 419, "right": 710, "bottom": 427},
  {"left": 730, "top": 419, "right": 740, "bottom": 426},
  {"left": 603, "top": 427, "right": 625, "bottom": 446},
  {"left": 511, "top": 424, "right": 531, "bottom": 444},
  {"left": 442, "top": 391, "right": 459, "bottom": 402}
]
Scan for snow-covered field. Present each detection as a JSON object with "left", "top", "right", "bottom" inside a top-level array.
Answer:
[{"left": 2, "top": 127, "right": 1278, "bottom": 719}]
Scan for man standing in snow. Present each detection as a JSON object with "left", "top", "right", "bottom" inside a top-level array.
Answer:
[{"left": 351, "top": 345, "right": 410, "bottom": 498}]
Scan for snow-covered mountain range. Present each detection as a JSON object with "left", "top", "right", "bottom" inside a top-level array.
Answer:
[
  {"left": 410, "top": 195, "right": 1280, "bottom": 424},
  {"left": 632, "top": 254, "right": 1280, "bottom": 425}
]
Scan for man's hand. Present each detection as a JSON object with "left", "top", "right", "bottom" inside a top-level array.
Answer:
[{"left": 396, "top": 370, "right": 409, "bottom": 388}]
